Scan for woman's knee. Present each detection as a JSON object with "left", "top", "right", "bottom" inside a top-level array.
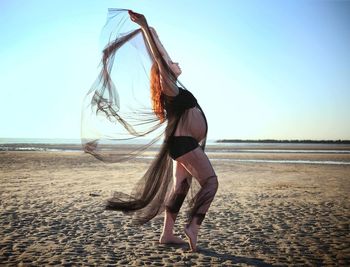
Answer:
[
  {"left": 174, "top": 176, "right": 191, "bottom": 193},
  {"left": 206, "top": 175, "right": 219, "bottom": 194}
]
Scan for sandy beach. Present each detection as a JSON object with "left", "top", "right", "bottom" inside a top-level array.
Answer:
[{"left": 1, "top": 146, "right": 349, "bottom": 266}]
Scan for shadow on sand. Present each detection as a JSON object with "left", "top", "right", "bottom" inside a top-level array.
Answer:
[
  {"left": 158, "top": 243, "right": 273, "bottom": 266},
  {"left": 198, "top": 247, "right": 273, "bottom": 267}
]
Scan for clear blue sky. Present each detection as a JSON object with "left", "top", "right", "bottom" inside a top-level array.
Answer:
[{"left": 1, "top": 0, "right": 349, "bottom": 140}]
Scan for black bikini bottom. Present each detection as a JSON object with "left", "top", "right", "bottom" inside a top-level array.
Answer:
[{"left": 167, "top": 136, "right": 199, "bottom": 160}]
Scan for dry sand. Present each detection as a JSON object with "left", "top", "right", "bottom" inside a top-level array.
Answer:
[{"left": 0, "top": 149, "right": 349, "bottom": 266}]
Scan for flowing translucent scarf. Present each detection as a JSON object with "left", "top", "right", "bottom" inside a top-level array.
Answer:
[{"left": 81, "top": 9, "right": 204, "bottom": 224}]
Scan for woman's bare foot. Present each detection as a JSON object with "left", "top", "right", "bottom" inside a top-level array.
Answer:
[
  {"left": 159, "top": 234, "right": 186, "bottom": 244},
  {"left": 184, "top": 225, "right": 199, "bottom": 252}
]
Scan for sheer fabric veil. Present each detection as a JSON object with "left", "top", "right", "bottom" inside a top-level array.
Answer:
[{"left": 81, "top": 9, "right": 204, "bottom": 224}]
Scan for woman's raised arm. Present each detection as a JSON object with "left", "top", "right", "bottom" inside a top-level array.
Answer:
[
  {"left": 129, "top": 10, "right": 178, "bottom": 95},
  {"left": 149, "top": 27, "right": 172, "bottom": 64}
]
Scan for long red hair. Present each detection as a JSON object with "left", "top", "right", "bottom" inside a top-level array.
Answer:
[{"left": 150, "top": 62, "right": 165, "bottom": 122}]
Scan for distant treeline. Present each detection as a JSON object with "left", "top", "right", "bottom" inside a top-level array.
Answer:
[{"left": 216, "top": 139, "right": 350, "bottom": 144}]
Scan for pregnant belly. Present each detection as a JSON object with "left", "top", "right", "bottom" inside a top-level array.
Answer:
[{"left": 174, "top": 107, "right": 207, "bottom": 142}]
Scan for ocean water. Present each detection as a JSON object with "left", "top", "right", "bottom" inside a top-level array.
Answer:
[
  {"left": 1, "top": 138, "right": 350, "bottom": 165},
  {"left": 0, "top": 138, "right": 82, "bottom": 144}
]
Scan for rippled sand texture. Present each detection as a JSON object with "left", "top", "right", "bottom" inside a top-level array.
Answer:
[{"left": 1, "top": 151, "right": 349, "bottom": 266}]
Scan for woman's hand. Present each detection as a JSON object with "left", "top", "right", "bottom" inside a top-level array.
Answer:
[{"left": 128, "top": 10, "right": 147, "bottom": 27}]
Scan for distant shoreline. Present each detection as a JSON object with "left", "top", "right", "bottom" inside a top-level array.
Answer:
[
  {"left": 216, "top": 139, "right": 350, "bottom": 144},
  {"left": 1, "top": 138, "right": 350, "bottom": 146}
]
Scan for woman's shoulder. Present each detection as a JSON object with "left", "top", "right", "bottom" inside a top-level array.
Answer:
[{"left": 162, "top": 87, "right": 183, "bottom": 98}]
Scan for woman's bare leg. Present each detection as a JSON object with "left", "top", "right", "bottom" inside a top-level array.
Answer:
[
  {"left": 176, "top": 147, "right": 219, "bottom": 252},
  {"left": 159, "top": 161, "right": 192, "bottom": 244}
]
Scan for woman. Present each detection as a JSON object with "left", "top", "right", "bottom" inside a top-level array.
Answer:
[{"left": 82, "top": 9, "right": 218, "bottom": 252}]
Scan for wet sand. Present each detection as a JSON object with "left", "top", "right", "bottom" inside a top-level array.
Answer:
[{"left": 0, "top": 150, "right": 349, "bottom": 266}]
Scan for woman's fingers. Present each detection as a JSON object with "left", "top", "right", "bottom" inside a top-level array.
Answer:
[
  {"left": 128, "top": 10, "right": 136, "bottom": 21},
  {"left": 129, "top": 10, "right": 143, "bottom": 19},
  {"left": 128, "top": 10, "right": 146, "bottom": 25}
]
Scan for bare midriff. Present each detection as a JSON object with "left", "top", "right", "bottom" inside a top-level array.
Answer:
[{"left": 174, "top": 107, "right": 207, "bottom": 142}]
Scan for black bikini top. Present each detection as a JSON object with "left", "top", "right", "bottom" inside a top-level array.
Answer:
[{"left": 162, "top": 87, "right": 197, "bottom": 116}]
